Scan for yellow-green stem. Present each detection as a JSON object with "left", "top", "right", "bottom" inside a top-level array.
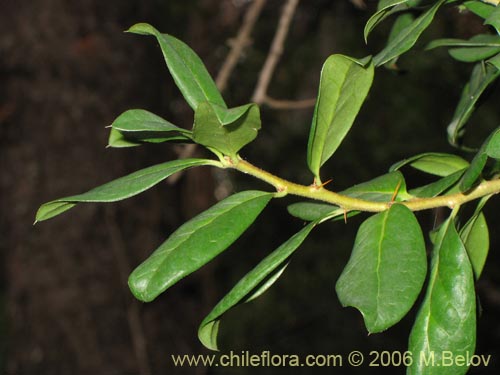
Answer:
[{"left": 225, "top": 157, "right": 500, "bottom": 212}]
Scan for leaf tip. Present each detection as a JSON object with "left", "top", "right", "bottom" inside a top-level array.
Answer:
[
  {"left": 198, "top": 320, "right": 220, "bottom": 351},
  {"left": 126, "top": 23, "right": 156, "bottom": 36},
  {"left": 128, "top": 274, "right": 155, "bottom": 303}
]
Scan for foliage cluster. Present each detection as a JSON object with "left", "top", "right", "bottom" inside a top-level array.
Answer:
[{"left": 37, "top": 1, "right": 500, "bottom": 373}]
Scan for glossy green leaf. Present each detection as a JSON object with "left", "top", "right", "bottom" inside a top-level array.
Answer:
[
  {"left": 307, "top": 55, "right": 374, "bottom": 179},
  {"left": 373, "top": 0, "right": 445, "bottom": 67},
  {"left": 462, "top": 0, "right": 496, "bottom": 19},
  {"left": 409, "top": 169, "right": 465, "bottom": 197},
  {"left": 35, "top": 158, "right": 213, "bottom": 222},
  {"left": 127, "top": 23, "right": 226, "bottom": 110},
  {"left": 461, "top": 212, "right": 489, "bottom": 279},
  {"left": 193, "top": 101, "right": 260, "bottom": 157},
  {"left": 198, "top": 222, "right": 315, "bottom": 350},
  {"left": 485, "top": 5, "right": 500, "bottom": 33},
  {"left": 341, "top": 171, "right": 412, "bottom": 202},
  {"left": 408, "top": 218, "right": 476, "bottom": 375},
  {"left": 336, "top": 204, "right": 427, "bottom": 333},
  {"left": 448, "top": 62, "right": 500, "bottom": 147},
  {"left": 128, "top": 191, "right": 273, "bottom": 302},
  {"left": 390, "top": 152, "right": 469, "bottom": 176},
  {"left": 110, "top": 109, "right": 192, "bottom": 144}
]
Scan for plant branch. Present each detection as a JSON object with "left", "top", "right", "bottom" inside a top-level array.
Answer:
[
  {"left": 262, "top": 96, "right": 316, "bottom": 110},
  {"left": 252, "top": 0, "right": 300, "bottom": 104},
  {"left": 224, "top": 157, "right": 500, "bottom": 213},
  {"left": 216, "top": 0, "right": 267, "bottom": 92}
]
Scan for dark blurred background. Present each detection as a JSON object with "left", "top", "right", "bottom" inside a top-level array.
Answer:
[{"left": 1, "top": 0, "right": 500, "bottom": 374}]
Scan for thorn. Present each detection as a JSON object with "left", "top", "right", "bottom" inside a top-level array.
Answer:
[
  {"left": 343, "top": 209, "right": 348, "bottom": 224},
  {"left": 391, "top": 180, "right": 402, "bottom": 203}
]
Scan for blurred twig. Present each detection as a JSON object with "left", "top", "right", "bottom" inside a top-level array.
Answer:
[
  {"left": 105, "top": 207, "right": 151, "bottom": 375},
  {"left": 251, "top": 0, "right": 300, "bottom": 104},
  {"left": 263, "top": 96, "right": 315, "bottom": 110},
  {"left": 216, "top": 0, "right": 267, "bottom": 92}
]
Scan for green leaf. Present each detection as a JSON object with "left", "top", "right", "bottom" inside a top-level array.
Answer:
[
  {"left": 460, "top": 149, "right": 488, "bottom": 190},
  {"left": 198, "top": 222, "right": 316, "bottom": 350},
  {"left": 35, "top": 158, "right": 214, "bottom": 222},
  {"left": 427, "top": 34, "right": 500, "bottom": 50},
  {"left": 127, "top": 23, "right": 226, "bottom": 111},
  {"left": 460, "top": 127, "right": 500, "bottom": 190},
  {"left": 307, "top": 55, "right": 374, "bottom": 180},
  {"left": 409, "top": 169, "right": 466, "bottom": 197},
  {"left": 373, "top": 0, "right": 446, "bottom": 67},
  {"left": 390, "top": 152, "right": 469, "bottom": 176},
  {"left": 341, "top": 171, "right": 412, "bottom": 202},
  {"left": 485, "top": 126, "right": 500, "bottom": 158},
  {"left": 128, "top": 191, "right": 273, "bottom": 302},
  {"left": 211, "top": 103, "right": 254, "bottom": 126},
  {"left": 448, "top": 62, "right": 500, "bottom": 147},
  {"left": 107, "top": 127, "right": 141, "bottom": 148},
  {"left": 461, "top": 211, "right": 489, "bottom": 279},
  {"left": 485, "top": 4, "right": 500, "bottom": 34},
  {"left": 110, "top": 109, "right": 192, "bottom": 144},
  {"left": 384, "top": 12, "right": 417, "bottom": 68},
  {"left": 364, "top": 0, "right": 418, "bottom": 42},
  {"left": 488, "top": 51, "right": 500, "bottom": 69},
  {"left": 462, "top": 0, "right": 497, "bottom": 19},
  {"left": 287, "top": 202, "right": 339, "bottom": 221},
  {"left": 336, "top": 204, "right": 427, "bottom": 333},
  {"left": 408, "top": 218, "right": 476, "bottom": 375},
  {"left": 449, "top": 47, "right": 500, "bottom": 63},
  {"left": 427, "top": 34, "right": 500, "bottom": 63},
  {"left": 193, "top": 101, "right": 261, "bottom": 157}
]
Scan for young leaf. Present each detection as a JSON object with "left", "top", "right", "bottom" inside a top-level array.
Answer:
[
  {"left": 448, "top": 62, "right": 500, "bottom": 147},
  {"left": 336, "top": 204, "right": 427, "bottom": 333},
  {"left": 461, "top": 212, "right": 489, "bottom": 279},
  {"left": 127, "top": 23, "right": 226, "bottom": 111},
  {"left": 35, "top": 158, "right": 214, "bottom": 222},
  {"left": 341, "top": 171, "right": 412, "bottom": 202},
  {"left": 198, "top": 222, "right": 316, "bottom": 350},
  {"left": 390, "top": 152, "right": 469, "bottom": 176},
  {"left": 128, "top": 191, "right": 273, "bottom": 302},
  {"left": 409, "top": 169, "right": 465, "bottom": 197},
  {"left": 307, "top": 55, "right": 374, "bottom": 180},
  {"left": 373, "top": 0, "right": 446, "bottom": 67},
  {"left": 193, "top": 101, "right": 261, "bottom": 158},
  {"left": 408, "top": 218, "right": 476, "bottom": 375},
  {"left": 110, "top": 109, "right": 192, "bottom": 144}
]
